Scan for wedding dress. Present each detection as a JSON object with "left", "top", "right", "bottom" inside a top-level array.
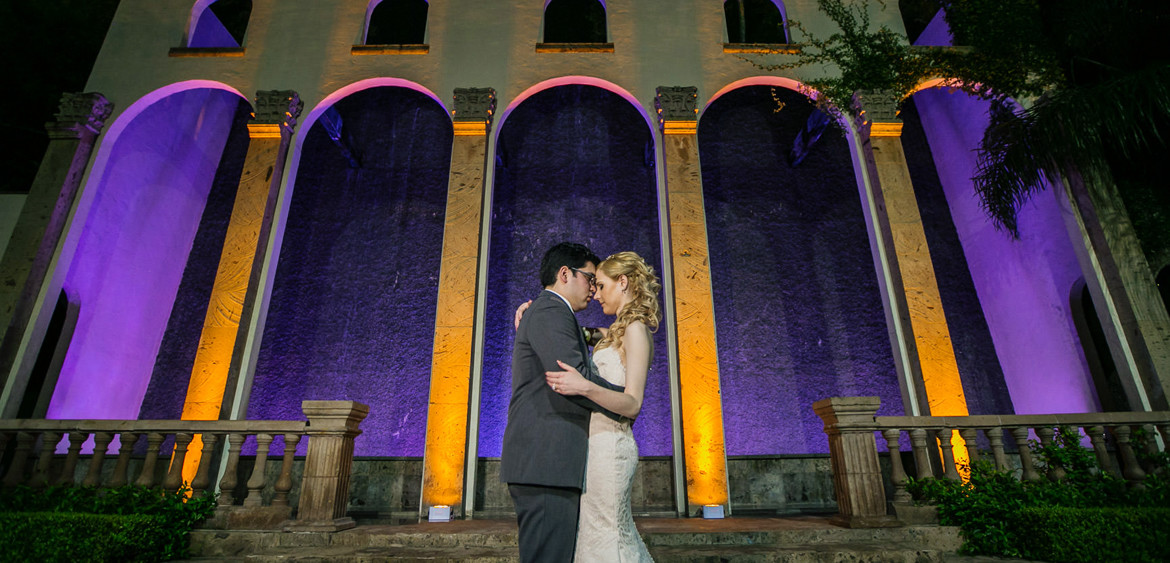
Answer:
[{"left": 574, "top": 346, "right": 654, "bottom": 563}]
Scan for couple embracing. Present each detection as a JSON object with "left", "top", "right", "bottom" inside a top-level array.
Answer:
[{"left": 501, "top": 242, "right": 659, "bottom": 562}]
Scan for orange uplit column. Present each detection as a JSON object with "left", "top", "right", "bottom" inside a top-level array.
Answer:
[
  {"left": 178, "top": 91, "right": 303, "bottom": 483},
  {"left": 420, "top": 88, "right": 495, "bottom": 520},
  {"left": 656, "top": 86, "right": 731, "bottom": 515},
  {"left": 856, "top": 91, "right": 969, "bottom": 469}
]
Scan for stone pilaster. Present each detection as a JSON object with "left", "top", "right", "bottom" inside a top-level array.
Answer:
[
  {"left": 0, "top": 93, "right": 112, "bottom": 400},
  {"left": 286, "top": 400, "right": 368, "bottom": 532},
  {"left": 813, "top": 396, "right": 897, "bottom": 528},
  {"left": 1060, "top": 172, "right": 1170, "bottom": 410},
  {"left": 855, "top": 90, "right": 969, "bottom": 423},
  {"left": 179, "top": 91, "right": 303, "bottom": 482},
  {"left": 419, "top": 88, "right": 495, "bottom": 520},
  {"left": 656, "top": 86, "right": 731, "bottom": 515}
]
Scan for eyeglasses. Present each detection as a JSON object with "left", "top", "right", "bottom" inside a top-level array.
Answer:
[{"left": 570, "top": 267, "right": 597, "bottom": 288}]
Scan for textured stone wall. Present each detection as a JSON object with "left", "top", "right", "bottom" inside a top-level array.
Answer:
[
  {"left": 699, "top": 86, "right": 904, "bottom": 455},
  {"left": 248, "top": 87, "right": 452, "bottom": 456},
  {"left": 478, "top": 84, "right": 672, "bottom": 457}
]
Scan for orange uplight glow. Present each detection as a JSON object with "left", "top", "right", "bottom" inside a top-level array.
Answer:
[{"left": 177, "top": 130, "right": 282, "bottom": 485}]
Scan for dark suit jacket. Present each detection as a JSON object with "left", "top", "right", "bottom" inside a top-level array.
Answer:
[{"left": 499, "top": 290, "right": 625, "bottom": 489}]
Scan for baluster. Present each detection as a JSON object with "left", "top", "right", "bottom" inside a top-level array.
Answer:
[
  {"left": 108, "top": 433, "right": 137, "bottom": 487},
  {"left": 937, "top": 429, "right": 960, "bottom": 481},
  {"left": 55, "top": 432, "right": 89, "bottom": 486},
  {"left": 1011, "top": 427, "right": 1040, "bottom": 481},
  {"left": 218, "top": 433, "right": 246, "bottom": 508},
  {"left": 881, "top": 429, "right": 910, "bottom": 502},
  {"left": 164, "top": 433, "right": 194, "bottom": 491},
  {"left": 2, "top": 432, "right": 36, "bottom": 487},
  {"left": 909, "top": 428, "right": 933, "bottom": 479},
  {"left": 1156, "top": 424, "right": 1170, "bottom": 475},
  {"left": 1086, "top": 425, "right": 1121, "bottom": 479},
  {"left": 244, "top": 434, "right": 274, "bottom": 507},
  {"left": 191, "top": 434, "right": 219, "bottom": 499},
  {"left": 29, "top": 432, "right": 63, "bottom": 488},
  {"left": 1112, "top": 425, "right": 1147, "bottom": 489},
  {"left": 134, "top": 432, "right": 165, "bottom": 487},
  {"left": 987, "top": 427, "right": 1008, "bottom": 471},
  {"left": 1140, "top": 424, "right": 1159, "bottom": 475},
  {"left": 959, "top": 428, "right": 980, "bottom": 466},
  {"left": 82, "top": 433, "right": 114, "bottom": 487},
  {"left": 273, "top": 434, "right": 302, "bottom": 507}
]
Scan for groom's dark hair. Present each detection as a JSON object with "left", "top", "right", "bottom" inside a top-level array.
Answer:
[{"left": 540, "top": 242, "right": 600, "bottom": 288}]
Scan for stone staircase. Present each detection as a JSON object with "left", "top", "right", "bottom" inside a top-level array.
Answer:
[{"left": 186, "top": 515, "right": 979, "bottom": 562}]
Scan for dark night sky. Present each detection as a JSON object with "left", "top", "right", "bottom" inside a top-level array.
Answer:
[{"left": 1, "top": 0, "right": 121, "bottom": 194}]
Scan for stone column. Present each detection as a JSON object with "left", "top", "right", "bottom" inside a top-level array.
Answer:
[
  {"left": 0, "top": 93, "right": 112, "bottom": 395},
  {"left": 855, "top": 90, "right": 969, "bottom": 423},
  {"left": 287, "top": 400, "right": 368, "bottom": 531},
  {"left": 420, "top": 88, "right": 495, "bottom": 520},
  {"left": 1060, "top": 172, "right": 1170, "bottom": 411},
  {"left": 656, "top": 86, "right": 730, "bottom": 516},
  {"left": 179, "top": 91, "right": 303, "bottom": 482},
  {"left": 813, "top": 396, "right": 897, "bottom": 528}
]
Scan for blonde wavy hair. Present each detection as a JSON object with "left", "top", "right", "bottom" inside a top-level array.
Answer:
[{"left": 594, "top": 251, "right": 661, "bottom": 360}]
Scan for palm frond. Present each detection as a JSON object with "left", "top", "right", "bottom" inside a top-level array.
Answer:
[{"left": 974, "top": 63, "right": 1170, "bottom": 234}]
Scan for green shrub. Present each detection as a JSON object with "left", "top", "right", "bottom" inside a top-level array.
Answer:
[
  {"left": 0, "top": 512, "right": 170, "bottom": 562},
  {"left": 0, "top": 485, "right": 216, "bottom": 561},
  {"left": 907, "top": 426, "right": 1170, "bottom": 559},
  {"left": 1009, "top": 506, "right": 1170, "bottom": 563}
]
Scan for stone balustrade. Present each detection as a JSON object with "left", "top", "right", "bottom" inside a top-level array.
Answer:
[
  {"left": 814, "top": 397, "right": 1169, "bottom": 528},
  {"left": 0, "top": 400, "right": 367, "bottom": 531}
]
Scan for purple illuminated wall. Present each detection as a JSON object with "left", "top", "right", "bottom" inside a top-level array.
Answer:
[
  {"left": 700, "top": 86, "right": 902, "bottom": 455},
  {"left": 49, "top": 88, "right": 242, "bottom": 419},
  {"left": 899, "top": 99, "right": 1014, "bottom": 416},
  {"left": 912, "top": 87, "right": 1098, "bottom": 414},
  {"left": 248, "top": 87, "right": 451, "bottom": 456},
  {"left": 478, "top": 84, "right": 671, "bottom": 457},
  {"left": 140, "top": 101, "right": 252, "bottom": 419}
]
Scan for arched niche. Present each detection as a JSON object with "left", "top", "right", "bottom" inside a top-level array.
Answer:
[
  {"left": 46, "top": 83, "right": 249, "bottom": 421},
  {"left": 188, "top": 0, "right": 252, "bottom": 48},
  {"left": 724, "top": 0, "right": 789, "bottom": 43},
  {"left": 248, "top": 85, "right": 453, "bottom": 457},
  {"left": 909, "top": 86, "right": 1098, "bottom": 414},
  {"left": 543, "top": 0, "right": 607, "bottom": 43},
  {"left": 364, "top": 0, "right": 429, "bottom": 45},
  {"left": 479, "top": 81, "right": 670, "bottom": 460},
  {"left": 700, "top": 83, "right": 901, "bottom": 455}
]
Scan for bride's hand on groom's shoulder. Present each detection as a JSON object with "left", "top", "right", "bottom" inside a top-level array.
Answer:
[{"left": 514, "top": 300, "right": 532, "bottom": 330}]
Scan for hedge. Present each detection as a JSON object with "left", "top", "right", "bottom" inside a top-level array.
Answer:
[
  {"left": 1008, "top": 506, "right": 1170, "bottom": 563},
  {"left": 0, "top": 512, "right": 173, "bottom": 562}
]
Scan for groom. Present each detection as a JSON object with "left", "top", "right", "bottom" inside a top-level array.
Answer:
[{"left": 500, "top": 242, "right": 626, "bottom": 563}]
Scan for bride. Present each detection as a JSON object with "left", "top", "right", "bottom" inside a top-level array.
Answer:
[{"left": 545, "top": 251, "right": 659, "bottom": 563}]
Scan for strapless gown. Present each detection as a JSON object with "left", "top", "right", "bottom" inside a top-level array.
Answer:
[{"left": 574, "top": 346, "right": 654, "bottom": 562}]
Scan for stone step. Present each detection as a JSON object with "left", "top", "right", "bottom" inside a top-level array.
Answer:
[{"left": 186, "top": 517, "right": 967, "bottom": 562}]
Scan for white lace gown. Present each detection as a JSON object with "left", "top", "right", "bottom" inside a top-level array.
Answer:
[{"left": 575, "top": 346, "right": 654, "bottom": 563}]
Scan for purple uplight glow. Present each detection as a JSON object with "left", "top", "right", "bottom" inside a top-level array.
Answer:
[
  {"left": 912, "top": 88, "right": 1099, "bottom": 414},
  {"left": 247, "top": 86, "right": 452, "bottom": 456},
  {"left": 479, "top": 83, "right": 671, "bottom": 457},
  {"left": 48, "top": 87, "right": 244, "bottom": 421},
  {"left": 700, "top": 85, "right": 903, "bottom": 455}
]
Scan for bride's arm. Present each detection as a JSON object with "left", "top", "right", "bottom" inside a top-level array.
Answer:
[{"left": 546, "top": 322, "right": 651, "bottom": 419}]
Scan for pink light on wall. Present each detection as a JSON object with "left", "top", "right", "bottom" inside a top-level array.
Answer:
[{"left": 47, "top": 85, "right": 246, "bottom": 420}]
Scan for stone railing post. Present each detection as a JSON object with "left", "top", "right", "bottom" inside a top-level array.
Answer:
[
  {"left": 814, "top": 397, "right": 897, "bottom": 528},
  {"left": 286, "top": 400, "right": 368, "bottom": 532}
]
